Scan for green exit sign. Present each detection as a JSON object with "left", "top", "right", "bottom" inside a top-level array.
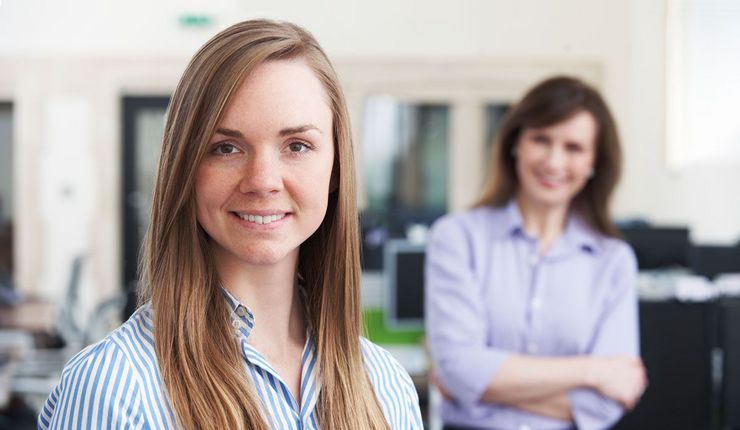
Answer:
[{"left": 178, "top": 15, "right": 213, "bottom": 28}]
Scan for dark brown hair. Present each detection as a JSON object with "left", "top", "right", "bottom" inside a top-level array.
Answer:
[{"left": 475, "top": 76, "right": 622, "bottom": 237}]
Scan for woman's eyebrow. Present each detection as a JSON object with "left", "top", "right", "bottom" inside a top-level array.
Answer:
[
  {"left": 214, "top": 128, "right": 243, "bottom": 138},
  {"left": 279, "top": 124, "right": 323, "bottom": 136},
  {"left": 214, "top": 124, "right": 323, "bottom": 138}
]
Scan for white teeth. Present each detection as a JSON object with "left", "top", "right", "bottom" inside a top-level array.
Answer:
[
  {"left": 537, "top": 173, "right": 563, "bottom": 184},
  {"left": 237, "top": 213, "right": 285, "bottom": 225}
]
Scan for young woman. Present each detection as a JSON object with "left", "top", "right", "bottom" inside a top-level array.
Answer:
[
  {"left": 39, "top": 20, "right": 422, "bottom": 430},
  {"left": 425, "top": 76, "right": 647, "bottom": 430}
]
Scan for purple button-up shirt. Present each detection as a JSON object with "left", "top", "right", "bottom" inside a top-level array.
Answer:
[{"left": 425, "top": 200, "right": 639, "bottom": 430}]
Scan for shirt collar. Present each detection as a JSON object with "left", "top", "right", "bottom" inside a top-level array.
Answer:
[
  {"left": 219, "top": 284, "right": 314, "bottom": 339},
  {"left": 220, "top": 286, "right": 257, "bottom": 338},
  {"left": 496, "top": 199, "right": 602, "bottom": 255},
  {"left": 484, "top": 199, "right": 523, "bottom": 239}
]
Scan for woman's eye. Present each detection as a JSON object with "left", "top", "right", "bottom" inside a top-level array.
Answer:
[
  {"left": 566, "top": 144, "right": 584, "bottom": 153},
  {"left": 211, "top": 143, "right": 240, "bottom": 155},
  {"left": 287, "top": 141, "right": 310, "bottom": 153}
]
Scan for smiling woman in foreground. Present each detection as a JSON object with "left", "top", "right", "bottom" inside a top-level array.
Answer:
[{"left": 38, "top": 19, "right": 422, "bottom": 430}]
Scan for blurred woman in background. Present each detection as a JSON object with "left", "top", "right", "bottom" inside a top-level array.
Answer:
[{"left": 426, "top": 76, "right": 647, "bottom": 430}]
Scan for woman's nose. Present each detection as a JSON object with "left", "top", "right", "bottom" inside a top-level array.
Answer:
[
  {"left": 238, "top": 151, "right": 282, "bottom": 196},
  {"left": 544, "top": 145, "right": 567, "bottom": 169}
]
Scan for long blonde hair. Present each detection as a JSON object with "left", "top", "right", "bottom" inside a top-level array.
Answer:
[{"left": 139, "top": 20, "right": 390, "bottom": 429}]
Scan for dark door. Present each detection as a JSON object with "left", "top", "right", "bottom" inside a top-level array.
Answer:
[{"left": 122, "top": 96, "right": 169, "bottom": 319}]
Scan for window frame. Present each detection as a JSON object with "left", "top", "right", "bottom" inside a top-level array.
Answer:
[{"left": 335, "top": 59, "right": 602, "bottom": 211}]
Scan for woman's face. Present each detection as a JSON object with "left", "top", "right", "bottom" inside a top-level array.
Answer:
[
  {"left": 195, "top": 58, "right": 335, "bottom": 269},
  {"left": 515, "top": 110, "right": 597, "bottom": 210}
]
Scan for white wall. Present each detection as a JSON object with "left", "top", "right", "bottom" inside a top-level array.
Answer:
[
  {"left": 621, "top": 0, "right": 740, "bottom": 244},
  {"left": 1, "top": 0, "right": 628, "bottom": 58},
  {"left": 0, "top": 0, "right": 737, "bottom": 302}
]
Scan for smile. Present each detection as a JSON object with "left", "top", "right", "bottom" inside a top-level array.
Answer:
[
  {"left": 233, "top": 212, "right": 287, "bottom": 225},
  {"left": 535, "top": 171, "right": 567, "bottom": 187}
]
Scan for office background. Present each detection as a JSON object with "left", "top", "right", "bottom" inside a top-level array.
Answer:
[
  {"left": 2, "top": 0, "right": 739, "bottom": 303},
  {"left": 1, "top": 0, "right": 739, "bottom": 429}
]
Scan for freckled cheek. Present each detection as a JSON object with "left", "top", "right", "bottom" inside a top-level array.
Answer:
[
  {"left": 292, "top": 168, "right": 333, "bottom": 215},
  {"left": 300, "top": 170, "right": 333, "bottom": 201},
  {"left": 194, "top": 190, "right": 218, "bottom": 228},
  {"left": 194, "top": 169, "right": 233, "bottom": 219},
  {"left": 196, "top": 164, "right": 238, "bottom": 191},
  {"left": 306, "top": 156, "right": 335, "bottom": 188}
]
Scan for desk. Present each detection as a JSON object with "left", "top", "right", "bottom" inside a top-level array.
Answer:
[
  {"left": 0, "top": 301, "right": 55, "bottom": 334},
  {"left": 0, "top": 301, "right": 56, "bottom": 410}
]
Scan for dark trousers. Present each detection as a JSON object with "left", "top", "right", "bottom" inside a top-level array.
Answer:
[
  {"left": 442, "top": 425, "right": 494, "bottom": 430},
  {"left": 444, "top": 425, "right": 573, "bottom": 430}
]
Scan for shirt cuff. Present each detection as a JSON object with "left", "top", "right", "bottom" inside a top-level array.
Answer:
[
  {"left": 437, "top": 347, "right": 510, "bottom": 407},
  {"left": 569, "top": 387, "right": 624, "bottom": 430}
]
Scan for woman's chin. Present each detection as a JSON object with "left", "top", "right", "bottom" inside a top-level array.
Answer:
[
  {"left": 521, "top": 189, "right": 571, "bottom": 209},
  {"left": 214, "top": 244, "right": 297, "bottom": 269}
]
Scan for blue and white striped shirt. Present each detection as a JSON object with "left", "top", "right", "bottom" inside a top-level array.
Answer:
[{"left": 38, "top": 290, "right": 423, "bottom": 429}]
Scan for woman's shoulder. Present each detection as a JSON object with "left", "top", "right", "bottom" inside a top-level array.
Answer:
[
  {"left": 433, "top": 205, "right": 504, "bottom": 228},
  {"left": 430, "top": 205, "right": 505, "bottom": 242},
  {"left": 359, "top": 337, "right": 413, "bottom": 383},
  {"left": 109, "top": 302, "right": 155, "bottom": 342},
  {"left": 55, "top": 303, "right": 158, "bottom": 390},
  {"left": 568, "top": 215, "right": 637, "bottom": 267},
  {"left": 594, "top": 235, "right": 638, "bottom": 268},
  {"left": 359, "top": 337, "right": 424, "bottom": 429},
  {"left": 582, "top": 235, "right": 639, "bottom": 296},
  {"left": 38, "top": 303, "right": 169, "bottom": 429}
]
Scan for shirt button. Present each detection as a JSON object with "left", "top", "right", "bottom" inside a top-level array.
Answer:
[
  {"left": 232, "top": 319, "right": 241, "bottom": 328},
  {"left": 527, "top": 342, "right": 538, "bottom": 354},
  {"left": 236, "top": 306, "right": 247, "bottom": 317},
  {"left": 528, "top": 254, "right": 539, "bottom": 266},
  {"left": 531, "top": 297, "right": 542, "bottom": 310}
]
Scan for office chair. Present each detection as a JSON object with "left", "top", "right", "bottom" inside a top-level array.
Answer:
[{"left": 10, "top": 255, "right": 126, "bottom": 411}]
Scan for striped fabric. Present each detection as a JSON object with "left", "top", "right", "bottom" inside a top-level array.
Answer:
[{"left": 38, "top": 290, "right": 423, "bottom": 429}]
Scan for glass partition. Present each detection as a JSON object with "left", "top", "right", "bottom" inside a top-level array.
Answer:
[
  {"left": 0, "top": 102, "right": 13, "bottom": 291},
  {"left": 360, "top": 97, "right": 449, "bottom": 269}
]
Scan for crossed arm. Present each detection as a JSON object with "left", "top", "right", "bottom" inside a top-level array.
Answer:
[
  {"left": 425, "top": 217, "right": 646, "bottom": 427},
  {"left": 434, "top": 354, "right": 645, "bottom": 421}
]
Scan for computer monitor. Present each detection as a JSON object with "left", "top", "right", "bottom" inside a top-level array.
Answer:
[
  {"left": 384, "top": 239, "right": 426, "bottom": 329},
  {"left": 689, "top": 245, "right": 740, "bottom": 280},
  {"left": 620, "top": 226, "right": 690, "bottom": 270}
]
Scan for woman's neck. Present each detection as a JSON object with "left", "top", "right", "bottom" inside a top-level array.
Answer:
[
  {"left": 214, "top": 249, "right": 306, "bottom": 356},
  {"left": 213, "top": 248, "right": 307, "bottom": 403},
  {"left": 515, "top": 193, "right": 570, "bottom": 254}
]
